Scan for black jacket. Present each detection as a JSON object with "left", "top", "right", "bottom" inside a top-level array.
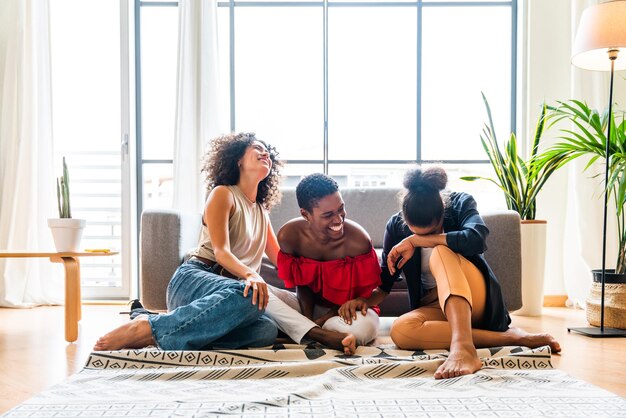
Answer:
[{"left": 379, "top": 192, "right": 511, "bottom": 332}]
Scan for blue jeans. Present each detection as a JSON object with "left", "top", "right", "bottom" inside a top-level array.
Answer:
[{"left": 148, "top": 259, "right": 277, "bottom": 350}]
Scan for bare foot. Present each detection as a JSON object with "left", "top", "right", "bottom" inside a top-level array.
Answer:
[
  {"left": 307, "top": 327, "right": 358, "bottom": 355},
  {"left": 341, "top": 334, "right": 357, "bottom": 355},
  {"left": 434, "top": 342, "right": 482, "bottom": 379},
  {"left": 507, "top": 327, "right": 561, "bottom": 353},
  {"left": 93, "top": 315, "right": 155, "bottom": 351}
]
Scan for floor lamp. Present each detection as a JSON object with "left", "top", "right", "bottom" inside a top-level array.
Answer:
[{"left": 568, "top": 0, "right": 626, "bottom": 338}]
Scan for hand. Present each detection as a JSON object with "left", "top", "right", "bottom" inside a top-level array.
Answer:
[
  {"left": 387, "top": 236, "right": 416, "bottom": 275},
  {"left": 243, "top": 275, "right": 269, "bottom": 310},
  {"left": 339, "top": 298, "right": 370, "bottom": 325}
]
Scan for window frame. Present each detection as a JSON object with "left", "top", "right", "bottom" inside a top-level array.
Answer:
[
  {"left": 134, "top": 0, "right": 178, "bottom": 236},
  {"left": 134, "top": 0, "right": 517, "bottom": 215},
  {"left": 49, "top": 0, "right": 134, "bottom": 300},
  {"left": 217, "top": 0, "right": 517, "bottom": 172}
]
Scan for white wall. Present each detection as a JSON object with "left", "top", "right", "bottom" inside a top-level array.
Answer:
[
  {"left": 524, "top": 0, "right": 572, "bottom": 296},
  {"left": 525, "top": 0, "right": 626, "bottom": 299}
]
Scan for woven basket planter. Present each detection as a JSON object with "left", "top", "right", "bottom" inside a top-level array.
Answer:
[{"left": 586, "top": 270, "right": 626, "bottom": 330}]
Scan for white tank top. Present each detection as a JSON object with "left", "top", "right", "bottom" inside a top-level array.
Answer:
[
  {"left": 193, "top": 185, "right": 269, "bottom": 273},
  {"left": 420, "top": 247, "right": 437, "bottom": 290}
]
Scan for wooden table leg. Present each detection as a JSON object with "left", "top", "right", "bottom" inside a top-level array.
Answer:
[
  {"left": 76, "top": 264, "right": 82, "bottom": 321},
  {"left": 51, "top": 256, "right": 81, "bottom": 342}
]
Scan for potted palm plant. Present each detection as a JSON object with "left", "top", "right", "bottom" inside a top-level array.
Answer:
[
  {"left": 462, "top": 93, "right": 567, "bottom": 315},
  {"left": 541, "top": 100, "right": 626, "bottom": 329},
  {"left": 47, "top": 157, "right": 86, "bottom": 252}
]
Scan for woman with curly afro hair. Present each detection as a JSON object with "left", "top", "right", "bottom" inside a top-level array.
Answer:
[{"left": 95, "top": 133, "right": 357, "bottom": 354}]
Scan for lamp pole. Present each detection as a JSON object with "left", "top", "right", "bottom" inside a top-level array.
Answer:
[
  {"left": 600, "top": 51, "right": 617, "bottom": 332},
  {"left": 567, "top": 0, "right": 626, "bottom": 338}
]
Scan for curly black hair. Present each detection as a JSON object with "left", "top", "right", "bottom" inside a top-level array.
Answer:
[
  {"left": 401, "top": 166, "right": 448, "bottom": 227},
  {"left": 296, "top": 173, "right": 339, "bottom": 213},
  {"left": 201, "top": 132, "right": 283, "bottom": 210}
]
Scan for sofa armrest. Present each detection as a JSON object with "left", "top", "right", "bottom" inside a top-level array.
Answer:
[
  {"left": 482, "top": 210, "right": 522, "bottom": 311},
  {"left": 140, "top": 209, "right": 202, "bottom": 311}
]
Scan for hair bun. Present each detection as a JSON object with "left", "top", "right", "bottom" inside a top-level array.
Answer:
[{"left": 403, "top": 166, "right": 447, "bottom": 192}]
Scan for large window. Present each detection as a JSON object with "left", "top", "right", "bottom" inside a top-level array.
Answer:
[
  {"left": 137, "top": 2, "right": 178, "bottom": 211},
  {"left": 138, "top": 0, "right": 516, "bottom": 212},
  {"left": 50, "top": 0, "right": 131, "bottom": 299}
]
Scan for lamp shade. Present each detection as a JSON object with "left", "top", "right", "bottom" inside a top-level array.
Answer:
[{"left": 572, "top": 0, "right": 626, "bottom": 71}]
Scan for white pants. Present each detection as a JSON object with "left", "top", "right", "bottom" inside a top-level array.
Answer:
[
  {"left": 323, "top": 309, "right": 379, "bottom": 345},
  {"left": 266, "top": 285, "right": 317, "bottom": 344},
  {"left": 266, "top": 285, "right": 379, "bottom": 345}
]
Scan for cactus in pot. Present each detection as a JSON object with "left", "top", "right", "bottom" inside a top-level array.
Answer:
[
  {"left": 57, "top": 157, "right": 72, "bottom": 218},
  {"left": 48, "top": 157, "right": 85, "bottom": 252}
]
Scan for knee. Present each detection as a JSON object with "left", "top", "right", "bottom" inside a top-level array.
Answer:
[
  {"left": 353, "top": 320, "right": 378, "bottom": 345},
  {"left": 321, "top": 316, "right": 343, "bottom": 331},
  {"left": 222, "top": 282, "right": 265, "bottom": 317},
  {"left": 225, "top": 280, "right": 250, "bottom": 299},
  {"left": 430, "top": 245, "right": 455, "bottom": 264},
  {"left": 432, "top": 245, "right": 452, "bottom": 254},
  {"left": 390, "top": 314, "right": 426, "bottom": 350},
  {"left": 322, "top": 316, "right": 377, "bottom": 346},
  {"left": 250, "top": 316, "right": 278, "bottom": 347}
]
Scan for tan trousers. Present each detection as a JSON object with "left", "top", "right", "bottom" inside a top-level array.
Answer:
[{"left": 390, "top": 245, "right": 487, "bottom": 350}]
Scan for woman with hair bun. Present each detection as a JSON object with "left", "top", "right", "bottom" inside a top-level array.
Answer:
[{"left": 339, "top": 166, "right": 560, "bottom": 379}]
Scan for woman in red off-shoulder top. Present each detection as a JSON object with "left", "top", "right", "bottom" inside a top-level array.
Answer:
[{"left": 277, "top": 173, "right": 382, "bottom": 345}]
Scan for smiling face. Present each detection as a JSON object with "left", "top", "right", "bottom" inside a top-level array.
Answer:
[
  {"left": 303, "top": 192, "right": 346, "bottom": 239},
  {"left": 238, "top": 140, "right": 272, "bottom": 179}
]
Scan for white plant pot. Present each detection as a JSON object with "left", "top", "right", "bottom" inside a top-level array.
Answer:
[
  {"left": 515, "top": 220, "right": 547, "bottom": 316},
  {"left": 47, "top": 218, "right": 86, "bottom": 252}
]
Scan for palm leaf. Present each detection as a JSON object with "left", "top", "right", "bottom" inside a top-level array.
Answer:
[
  {"left": 545, "top": 100, "right": 626, "bottom": 272},
  {"left": 464, "top": 94, "right": 557, "bottom": 221}
]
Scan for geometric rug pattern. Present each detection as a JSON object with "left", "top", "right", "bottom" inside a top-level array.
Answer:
[{"left": 3, "top": 344, "right": 626, "bottom": 417}]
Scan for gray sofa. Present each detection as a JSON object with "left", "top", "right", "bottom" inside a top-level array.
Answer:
[{"left": 140, "top": 188, "right": 522, "bottom": 316}]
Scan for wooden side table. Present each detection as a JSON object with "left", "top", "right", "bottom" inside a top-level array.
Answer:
[{"left": 0, "top": 250, "right": 119, "bottom": 342}]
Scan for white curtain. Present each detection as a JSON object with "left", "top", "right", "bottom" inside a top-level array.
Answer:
[
  {"left": 526, "top": 0, "right": 572, "bottom": 304},
  {"left": 561, "top": 0, "right": 626, "bottom": 306},
  {"left": 0, "top": 0, "right": 63, "bottom": 307},
  {"left": 172, "top": 0, "right": 227, "bottom": 213}
]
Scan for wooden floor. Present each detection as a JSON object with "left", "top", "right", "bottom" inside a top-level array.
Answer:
[{"left": 0, "top": 305, "right": 625, "bottom": 414}]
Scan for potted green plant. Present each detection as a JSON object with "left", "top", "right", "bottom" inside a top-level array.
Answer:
[
  {"left": 47, "top": 157, "right": 86, "bottom": 252},
  {"left": 462, "top": 93, "right": 565, "bottom": 220},
  {"left": 541, "top": 100, "right": 626, "bottom": 328},
  {"left": 462, "top": 93, "right": 567, "bottom": 316}
]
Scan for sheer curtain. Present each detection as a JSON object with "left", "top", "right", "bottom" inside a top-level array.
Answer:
[
  {"left": 172, "top": 0, "right": 227, "bottom": 213},
  {"left": 0, "top": 0, "right": 63, "bottom": 307}
]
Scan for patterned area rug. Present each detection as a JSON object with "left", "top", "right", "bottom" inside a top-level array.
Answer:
[{"left": 4, "top": 344, "right": 626, "bottom": 417}]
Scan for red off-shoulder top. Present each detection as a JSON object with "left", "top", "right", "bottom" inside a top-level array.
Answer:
[{"left": 277, "top": 247, "right": 382, "bottom": 315}]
